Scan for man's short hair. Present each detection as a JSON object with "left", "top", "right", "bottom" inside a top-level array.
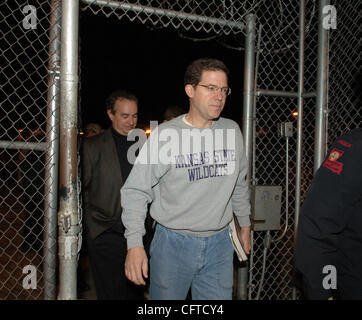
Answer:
[
  {"left": 184, "top": 58, "right": 230, "bottom": 86},
  {"left": 163, "top": 105, "right": 185, "bottom": 121},
  {"left": 105, "top": 89, "right": 138, "bottom": 114},
  {"left": 84, "top": 123, "right": 102, "bottom": 136}
]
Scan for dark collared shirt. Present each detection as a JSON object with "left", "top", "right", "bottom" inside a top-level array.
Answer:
[{"left": 111, "top": 127, "right": 135, "bottom": 183}]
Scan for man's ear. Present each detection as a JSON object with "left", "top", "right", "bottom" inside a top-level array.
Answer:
[
  {"left": 107, "top": 109, "right": 114, "bottom": 122},
  {"left": 185, "top": 84, "right": 194, "bottom": 99}
]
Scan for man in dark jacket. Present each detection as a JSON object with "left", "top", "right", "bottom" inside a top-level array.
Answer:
[
  {"left": 82, "top": 89, "right": 145, "bottom": 299},
  {"left": 295, "top": 128, "right": 362, "bottom": 300}
]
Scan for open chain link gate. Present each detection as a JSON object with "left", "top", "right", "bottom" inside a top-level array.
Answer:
[
  {"left": 1, "top": 0, "right": 60, "bottom": 299},
  {"left": 1, "top": 0, "right": 360, "bottom": 299},
  {"left": 249, "top": 0, "right": 361, "bottom": 300}
]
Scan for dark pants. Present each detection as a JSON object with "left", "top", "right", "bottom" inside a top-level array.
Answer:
[{"left": 86, "top": 222, "right": 145, "bottom": 300}]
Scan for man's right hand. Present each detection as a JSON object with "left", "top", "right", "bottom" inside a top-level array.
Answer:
[{"left": 124, "top": 247, "right": 148, "bottom": 285}]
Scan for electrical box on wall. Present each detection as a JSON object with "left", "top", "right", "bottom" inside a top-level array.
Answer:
[{"left": 250, "top": 185, "right": 282, "bottom": 231}]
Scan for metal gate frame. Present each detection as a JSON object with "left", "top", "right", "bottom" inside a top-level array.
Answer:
[
  {"left": 58, "top": 0, "right": 249, "bottom": 300},
  {"left": 244, "top": 0, "right": 330, "bottom": 300}
]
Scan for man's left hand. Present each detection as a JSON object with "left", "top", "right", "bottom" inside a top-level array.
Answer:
[{"left": 239, "top": 226, "right": 251, "bottom": 255}]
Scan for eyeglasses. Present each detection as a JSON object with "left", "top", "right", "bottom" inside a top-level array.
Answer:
[{"left": 196, "top": 84, "right": 231, "bottom": 96}]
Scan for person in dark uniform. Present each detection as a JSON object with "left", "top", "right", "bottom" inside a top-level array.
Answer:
[
  {"left": 294, "top": 128, "right": 362, "bottom": 300},
  {"left": 82, "top": 89, "right": 148, "bottom": 300}
]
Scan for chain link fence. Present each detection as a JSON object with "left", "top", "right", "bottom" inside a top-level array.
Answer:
[
  {"left": 249, "top": 0, "right": 361, "bottom": 300},
  {"left": 1, "top": 0, "right": 360, "bottom": 299},
  {"left": 0, "top": 0, "right": 60, "bottom": 299},
  {"left": 327, "top": 1, "right": 361, "bottom": 142},
  {"left": 249, "top": 0, "right": 318, "bottom": 300}
]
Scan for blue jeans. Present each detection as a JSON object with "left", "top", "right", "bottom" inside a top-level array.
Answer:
[{"left": 149, "top": 224, "right": 234, "bottom": 300}]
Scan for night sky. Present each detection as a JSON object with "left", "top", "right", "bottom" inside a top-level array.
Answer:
[{"left": 79, "top": 10, "right": 245, "bottom": 131}]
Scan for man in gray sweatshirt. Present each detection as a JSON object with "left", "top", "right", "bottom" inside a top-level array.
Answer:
[{"left": 121, "top": 58, "right": 251, "bottom": 299}]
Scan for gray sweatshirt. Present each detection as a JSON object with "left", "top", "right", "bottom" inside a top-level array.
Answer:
[{"left": 121, "top": 115, "right": 251, "bottom": 249}]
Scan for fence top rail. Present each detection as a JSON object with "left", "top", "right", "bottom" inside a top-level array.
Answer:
[{"left": 81, "top": 0, "right": 245, "bottom": 32}]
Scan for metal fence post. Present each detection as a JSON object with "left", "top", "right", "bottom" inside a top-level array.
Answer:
[
  {"left": 44, "top": 0, "right": 61, "bottom": 300},
  {"left": 292, "top": 0, "right": 306, "bottom": 300},
  {"left": 57, "top": 0, "right": 80, "bottom": 300},
  {"left": 239, "top": 13, "right": 256, "bottom": 300},
  {"left": 314, "top": 0, "right": 330, "bottom": 172},
  {"left": 294, "top": 0, "right": 306, "bottom": 239}
]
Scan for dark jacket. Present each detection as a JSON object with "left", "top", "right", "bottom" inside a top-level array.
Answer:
[
  {"left": 82, "top": 128, "right": 124, "bottom": 240},
  {"left": 295, "top": 128, "right": 362, "bottom": 299}
]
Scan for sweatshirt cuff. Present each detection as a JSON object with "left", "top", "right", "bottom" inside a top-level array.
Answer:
[
  {"left": 126, "top": 234, "right": 144, "bottom": 250},
  {"left": 236, "top": 215, "right": 251, "bottom": 228}
]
